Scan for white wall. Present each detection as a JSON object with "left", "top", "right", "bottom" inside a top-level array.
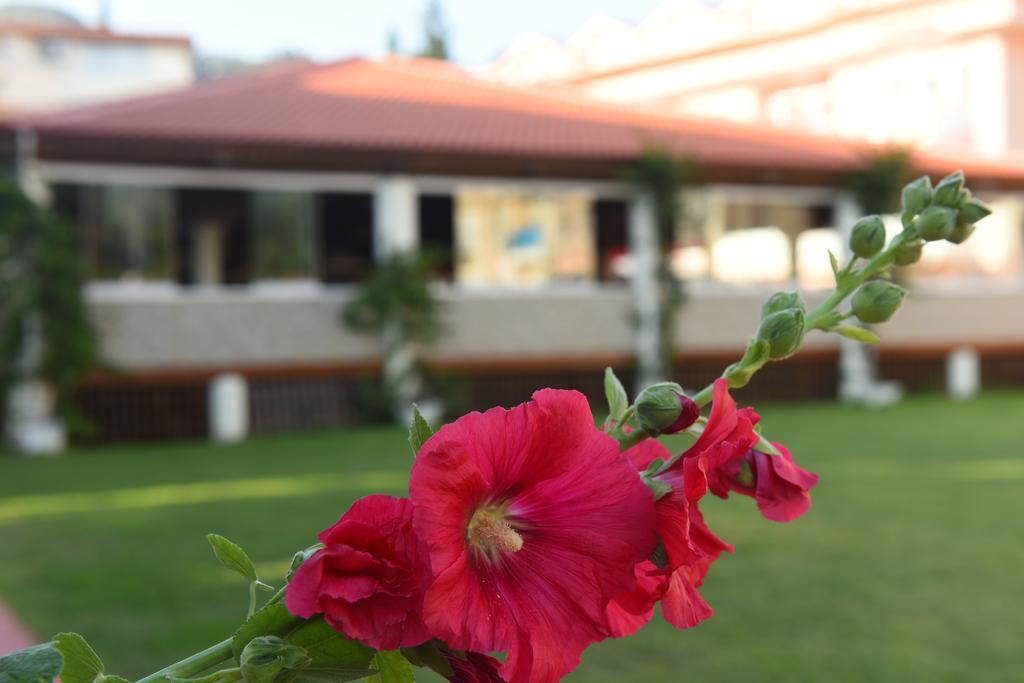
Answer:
[{"left": 0, "top": 33, "right": 193, "bottom": 113}]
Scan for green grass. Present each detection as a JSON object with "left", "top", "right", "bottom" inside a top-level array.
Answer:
[{"left": 1, "top": 393, "right": 1023, "bottom": 682}]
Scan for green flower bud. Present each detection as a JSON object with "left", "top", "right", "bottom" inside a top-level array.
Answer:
[
  {"left": 901, "top": 175, "right": 933, "bottom": 216},
  {"left": 634, "top": 382, "right": 688, "bottom": 436},
  {"left": 957, "top": 194, "right": 992, "bottom": 225},
  {"left": 240, "top": 637, "right": 310, "bottom": 683},
  {"left": 849, "top": 215, "right": 886, "bottom": 258},
  {"left": 893, "top": 238, "right": 924, "bottom": 266},
  {"left": 852, "top": 281, "right": 907, "bottom": 324},
  {"left": 932, "top": 170, "right": 965, "bottom": 207},
  {"left": 761, "top": 290, "right": 805, "bottom": 318},
  {"left": 756, "top": 308, "right": 805, "bottom": 360},
  {"left": 946, "top": 221, "right": 975, "bottom": 245},
  {"left": 913, "top": 205, "right": 957, "bottom": 241}
]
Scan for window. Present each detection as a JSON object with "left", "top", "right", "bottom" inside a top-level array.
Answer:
[
  {"left": 320, "top": 192, "right": 374, "bottom": 284},
  {"left": 36, "top": 37, "right": 65, "bottom": 62},
  {"left": 95, "top": 186, "right": 174, "bottom": 281},
  {"left": 418, "top": 194, "right": 455, "bottom": 281},
  {"left": 595, "top": 199, "right": 628, "bottom": 282},
  {"left": 249, "top": 191, "right": 315, "bottom": 280},
  {"left": 455, "top": 189, "right": 595, "bottom": 287}
]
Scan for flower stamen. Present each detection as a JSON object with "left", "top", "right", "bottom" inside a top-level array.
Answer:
[{"left": 468, "top": 505, "right": 523, "bottom": 558}]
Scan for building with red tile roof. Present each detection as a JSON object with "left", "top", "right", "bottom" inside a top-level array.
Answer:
[{"left": 5, "top": 55, "right": 1024, "bottom": 440}]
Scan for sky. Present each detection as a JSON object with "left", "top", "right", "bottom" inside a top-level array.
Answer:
[{"left": 16, "top": 0, "right": 669, "bottom": 67}]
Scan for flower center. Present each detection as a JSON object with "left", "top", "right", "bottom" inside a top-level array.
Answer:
[{"left": 467, "top": 504, "right": 523, "bottom": 558}]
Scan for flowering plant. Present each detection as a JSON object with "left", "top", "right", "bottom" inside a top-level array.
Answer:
[{"left": 0, "top": 172, "right": 990, "bottom": 683}]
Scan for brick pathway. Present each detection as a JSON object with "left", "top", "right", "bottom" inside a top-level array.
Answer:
[{"left": 0, "top": 600, "right": 37, "bottom": 654}]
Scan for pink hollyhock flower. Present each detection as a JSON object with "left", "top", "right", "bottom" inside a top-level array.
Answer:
[
  {"left": 285, "top": 494, "right": 432, "bottom": 650},
  {"left": 410, "top": 389, "right": 657, "bottom": 683},
  {"left": 709, "top": 442, "right": 819, "bottom": 522},
  {"left": 442, "top": 651, "right": 505, "bottom": 683},
  {"left": 680, "top": 379, "right": 761, "bottom": 503},
  {"left": 610, "top": 439, "right": 734, "bottom": 633}
]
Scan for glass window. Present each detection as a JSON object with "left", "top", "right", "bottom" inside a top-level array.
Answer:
[
  {"left": 96, "top": 186, "right": 173, "bottom": 281},
  {"left": 320, "top": 192, "right": 374, "bottom": 284},
  {"left": 249, "top": 191, "right": 315, "bottom": 280},
  {"left": 455, "top": 189, "right": 595, "bottom": 287}
]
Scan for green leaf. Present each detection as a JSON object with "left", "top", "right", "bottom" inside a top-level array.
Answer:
[
  {"left": 284, "top": 619, "right": 374, "bottom": 670},
  {"left": 603, "top": 367, "right": 629, "bottom": 423},
  {"left": 0, "top": 643, "right": 63, "bottom": 683},
  {"left": 52, "top": 633, "right": 102, "bottom": 683},
  {"left": 756, "top": 434, "right": 782, "bottom": 457},
  {"left": 231, "top": 602, "right": 304, "bottom": 661},
  {"left": 828, "top": 250, "right": 840, "bottom": 277},
  {"left": 207, "top": 534, "right": 259, "bottom": 583},
  {"left": 366, "top": 651, "right": 414, "bottom": 683},
  {"left": 105, "top": 677, "right": 131, "bottom": 683},
  {"left": 835, "top": 325, "right": 881, "bottom": 344},
  {"left": 401, "top": 643, "right": 453, "bottom": 679},
  {"left": 408, "top": 405, "right": 434, "bottom": 455}
]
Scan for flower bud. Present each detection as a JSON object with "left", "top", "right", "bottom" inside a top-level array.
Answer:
[
  {"left": 893, "top": 238, "right": 924, "bottom": 266},
  {"left": 957, "top": 194, "right": 992, "bottom": 225},
  {"left": 932, "top": 170, "right": 965, "bottom": 207},
  {"left": 664, "top": 394, "right": 699, "bottom": 434},
  {"left": 761, "top": 291, "right": 805, "bottom": 318},
  {"left": 240, "top": 637, "right": 311, "bottom": 683},
  {"left": 901, "top": 175, "right": 933, "bottom": 216},
  {"left": 849, "top": 215, "right": 886, "bottom": 258},
  {"left": 913, "top": 205, "right": 957, "bottom": 241},
  {"left": 946, "top": 221, "right": 975, "bottom": 245},
  {"left": 635, "top": 383, "right": 697, "bottom": 435},
  {"left": 756, "top": 308, "right": 805, "bottom": 360},
  {"left": 852, "top": 281, "right": 907, "bottom": 324}
]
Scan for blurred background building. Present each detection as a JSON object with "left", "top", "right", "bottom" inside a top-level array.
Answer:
[
  {"left": 4, "top": 0, "right": 1024, "bottom": 441},
  {"left": 0, "top": 3, "right": 192, "bottom": 115}
]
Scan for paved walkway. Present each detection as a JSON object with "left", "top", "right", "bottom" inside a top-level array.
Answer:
[{"left": 0, "top": 600, "right": 37, "bottom": 654}]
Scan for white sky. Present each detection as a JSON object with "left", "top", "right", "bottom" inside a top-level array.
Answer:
[{"left": 16, "top": 0, "right": 667, "bottom": 67}]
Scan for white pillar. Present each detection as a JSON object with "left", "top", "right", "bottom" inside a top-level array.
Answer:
[
  {"left": 14, "top": 128, "right": 51, "bottom": 206},
  {"left": 373, "top": 176, "right": 418, "bottom": 260},
  {"left": 947, "top": 347, "right": 981, "bottom": 400},
  {"left": 373, "top": 176, "right": 423, "bottom": 420},
  {"left": 630, "top": 193, "right": 662, "bottom": 391},
  {"left": 208, "top": 373, "right": 249, "bottom": 443}
]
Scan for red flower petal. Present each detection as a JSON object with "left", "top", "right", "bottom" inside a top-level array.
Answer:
[{"left": 411, "top": 389, "right": 656, "bottom": 683}]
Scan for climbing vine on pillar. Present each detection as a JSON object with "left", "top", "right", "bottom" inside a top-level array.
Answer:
[{"left": 624, "top": 147, "right": 694, "bottom": 384}]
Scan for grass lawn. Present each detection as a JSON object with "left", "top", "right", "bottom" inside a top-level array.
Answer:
[{"left": 1, "top": 392, "right": 1022, "bottom": 682}]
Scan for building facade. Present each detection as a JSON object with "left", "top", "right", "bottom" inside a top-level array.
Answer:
[
  {"left": 6, "top": 57, "right": 1024, "bottom": 440},
  {"left": 491, "top": 0, "right": 1024, "bottom": 158},
  {"left": 0, "top": 5, "right": 193, "bottom": 115}
]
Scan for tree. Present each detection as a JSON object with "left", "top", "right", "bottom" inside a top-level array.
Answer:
[
  {"left": 342, "top": 252, "right": 442, "bottom": 423},
  {"left": 0, "top": 181, "right": 97, "bottom": 443},
  {"left": 418, "top": 0, "right": 450, "bottom": 60}
]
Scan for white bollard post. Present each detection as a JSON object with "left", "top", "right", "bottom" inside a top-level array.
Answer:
[
  {"left": 209, "top": 373, "right": 249, "bottom": 443},
  {"left": 947, "top": 347, "right": 981, "bottom": 401}
]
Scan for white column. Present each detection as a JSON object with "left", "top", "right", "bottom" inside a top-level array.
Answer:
[
  {"left": 947, "top": 347, "right": 981, "bottom": 400},
  {"left": 630, "top": 193, "right": 662, "bottom": 391},
  {"left": 14, "top": 128, "right": 51, "bottom": 206},
  {"left": 208, "top": 373, "right": 249, "bottom": 443},
  {"left": 373, "top": 176, "right": 418, "bottom": 260},
  {"left": 373, "top": 176, "right": 422, "bottom": 421}
]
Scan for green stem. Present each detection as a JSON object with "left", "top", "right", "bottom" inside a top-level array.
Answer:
[
  {"left": 616, "top": 428, "right": 651, "bottom": 452},
  {"left": 135, "top": 639, "right": 234, "bottom": 683},
  {"left": 688, "top": 231, "right": 911, "bottom": 409}
]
